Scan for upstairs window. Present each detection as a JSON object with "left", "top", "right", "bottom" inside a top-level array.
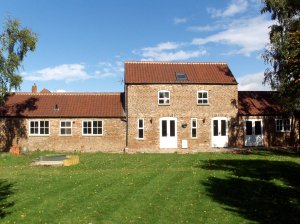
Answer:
[
  {"left": 82, "top": 120, "right": 103, "bottom": 135},
  {"left": 60, "top": 120, "right": 72, "bottom": 136},
  {"left": 158, "top": 91, "right": 170, "bottom": 105},
  {"left": 29, "top": 120, "right": 50, "bottom": 135},
  {"left": 137, "top": 118, "right": 144, "bottom": 139},
  {"left": 197, "top": 91, "right": 209, "bottom": 105},
  {"left": 276, "top": 119, "right": 291, "bottom": 132}
]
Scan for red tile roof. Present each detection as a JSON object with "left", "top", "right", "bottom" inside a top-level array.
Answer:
[
  {"left": 125, "top": 61, "right": 237, "bottom": 84},
  {"left": 238, "top": 91, "right": 281, "bottom": 115},
  {"left": 0, "top": 93, "right": 125, "bottom": 118}
]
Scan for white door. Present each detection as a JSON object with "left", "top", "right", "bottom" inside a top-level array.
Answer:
[
  {"left": 244, "top": 119, "right": 264, "bottom": 146},
  {"left": 160, "top": 117, "right": 177, "bottom": 148},
  {"left": 212, "top": 117, "right": 228, "bottom": 147}
]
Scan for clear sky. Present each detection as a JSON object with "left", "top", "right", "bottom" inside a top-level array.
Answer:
[{"left": 0, "top": 0, "right": 273, "bottom": 93}]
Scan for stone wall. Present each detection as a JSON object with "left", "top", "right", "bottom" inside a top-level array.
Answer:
[
  {"left": 235, "top": 115, "right": 299, "bottom": 147},
  {"left": 0, "top": 117, "right": 126, "bottom": 152},
  {"left": 126, "top": 84, "right": 238, "bottom": 152}
]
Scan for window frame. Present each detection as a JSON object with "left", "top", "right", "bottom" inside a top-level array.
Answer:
[
  {"left": 28, "top": 120, "right": 50, "bottom": 136},
  {"left": 60, "top": 120, "right": 72, "bottom": 136},
  {"left": 82, "top": 120, "right": 103, "bottom": 136},
  {"left": 275, "top": 118, "right": 291, "bottom": 132},
  {"left": 197, "top": 90, "right": 209, "bottom": 105},
  {"left": 191, "top": 118, "right": 197, "bottom": 138},
  {"left": 137, "top": 118, "right": 144, "bottom": 139},
  {"left": 158, "top": 90, "right": 170, "bottom": 105}
]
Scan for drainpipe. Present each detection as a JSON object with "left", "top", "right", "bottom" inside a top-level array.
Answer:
[{"left": 125, "top": 84, "right": 129, "bottom": 152}]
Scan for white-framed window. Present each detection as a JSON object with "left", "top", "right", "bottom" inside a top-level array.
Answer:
[
  {"left": 29, "top": 120, "right": 50, "bottom": 136},
  {"left": 276, "top": 119, "right": 291, "bottom": 132},
  {"left": 191, "top": 118, "right": 197, "bottom": 138},
  {"left": 60, "top": 120, "right": 72, "bottom": 136},
  {"left": 197, "top": 91, "right": 209, "bottom": 105},
  {"left": 82, "top": 120, "right": 103, "bottom": 136},
  {"left": 137, "top": 118, "right": 144, "bottom": 139},
  {"left": 158, "top": 90, "right": 170, "bottom": 105}
]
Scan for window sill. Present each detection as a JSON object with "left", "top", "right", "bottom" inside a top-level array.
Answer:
[
  {"left": 197, "top": 104, "right": 210, "bottom": 106},
  {"left": 29, "top": 134, "right": 50, "bottom": 137},
  {"left": 158, "top": 104, "right": 170, "bottom": 106}
]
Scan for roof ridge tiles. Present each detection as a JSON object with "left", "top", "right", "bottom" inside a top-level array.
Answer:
[
  {"left": 13, "top": 92, "right": 122, "bottom": 96},
  {"left": 125, "top": 61, "right": 227, "bottom": 65}
]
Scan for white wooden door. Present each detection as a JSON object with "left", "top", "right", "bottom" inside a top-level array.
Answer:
[
  {"left": 212, "top": 117, "right": 228, "bottom": 147},
  {"left": 160, "top": 117, "right": 177, "bottom": 148},
  {"left": 244, "top": 119, "right": 264, "bottom": 146}
]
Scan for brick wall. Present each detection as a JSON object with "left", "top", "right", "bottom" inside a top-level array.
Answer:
[
  {"left": 126, "top": 84, "right": 238, "bottom": 152},
  {"left": 234, "top": 115, "right": 299, "bottom": 147},
  {"left": 0, "top": 118, "right": 126, "bottom": 152}
]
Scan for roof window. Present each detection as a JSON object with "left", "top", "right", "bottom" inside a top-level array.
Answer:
[{"left": 176, "top": 72, "right": 188, "bottom": 81}]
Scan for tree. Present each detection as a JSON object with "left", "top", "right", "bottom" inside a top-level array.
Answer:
[
  {"left": 261, "top": 0, "right": 300, "bottom": 114},
  {"left": 0, "top": 18, "right": 38, "bottom": 102}
]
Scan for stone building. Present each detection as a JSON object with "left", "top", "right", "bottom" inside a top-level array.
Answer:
[{"left": 0, "top": 61, "right": 298, "bottom": 152}]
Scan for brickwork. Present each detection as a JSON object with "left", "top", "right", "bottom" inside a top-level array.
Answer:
[
  {"left": 126, "top": 84, "right": 238, "bottom": 152},
  {"left": 234, "top": 115, "right": 299, "bottom": 147},
  {"left": 0, "top": 118, "right": 126, "bottom": 152}
]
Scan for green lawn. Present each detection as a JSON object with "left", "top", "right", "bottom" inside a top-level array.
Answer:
[{"left": 0, "top": 150, "right": 299, "bottom": 223}]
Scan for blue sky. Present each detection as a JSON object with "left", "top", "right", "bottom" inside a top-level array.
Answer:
[{"left": 0, "top": 0, "right": 273, "bottom": 92}]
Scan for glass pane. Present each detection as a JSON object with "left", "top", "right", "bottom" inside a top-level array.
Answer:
[
  {"left": 61, "top": 129, "right": 65, "bottom": 135},
  {"left": 83, "top": 128, "right": 88, "bottom": 134},
  {"left": 192, "top": 128, "right": 197, "bottom": 138},
  {"left": 45, "top": 121, "right": 49, "bottom": 127},
  {"left": 40, "top": 128, "right": 44, "bottom": 134},
  {"left": 198, "top": 92, "right": 203, "bottom": 98},
  {"left": 83, "top": 122, "right": 87, "bottom": 128},
  {"left": 213, "top": 120, "right": 218, "bottom": 136},
  {"left": 159, "top": 92, "right": 164, "bottom": 98},
  {"left": 40, "top": 121, "right": 44, "bottom": 128},
  {"left": 93, "top": 121, "right": 98, "bottom": 128},
  {"left": 246, "top": 121, "right": 252, "bottom": 135},
  {"left": 93, "top": 127, "right": 98, "bottom": 134},
  {"left": 255, "top": 121, "right": 262, "bottom": 135},
  {"left": 162, "top": 120, "right": 167, "bottom": 137},
  {"left": 61, "top": 122, "right": 65, "bottom": 127},
  {"left": 203, "top": 92, "right": 207, "bottom": 98},
  {"left": 221, "top": 120, "right": 226, "bottom": 136},
  {"left": 66, "top": 129, "right": 71, "bottom": 135},
  {"left": 138, "top": 119, "right": 143, "bottom": 128},
  {"left": 192, "top": 119, "right": 196, "bottom": 128},
  {"left": 203, "top": 99, "right": 208, "bottom": 104},
  {"left": 34, "top": 127, "right": 38, "bottom": 134},
  {"left": 138, "top": 129, "right": 144, "bottom": 139},
  {"left": 165, "top": 92, "right": 169, "bottom": 98},
  {"left": 165, "top": 99, "right": 170, "bottom": 104},
  {"left": 159, "top": 99, "right": 164, "bottom": 104},
  {"left": 170, "top": 120, "right": 175, "bottom": 137}
]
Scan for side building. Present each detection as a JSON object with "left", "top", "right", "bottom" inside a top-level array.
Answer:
[{"left": 0, "top": 90, "right": 126, "bottom": 152}]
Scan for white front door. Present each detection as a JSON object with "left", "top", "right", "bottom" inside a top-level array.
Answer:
[
  {"left": 212, "top": 117, "right": 228, "bottom": 147},
  {"left": 244, "top": 119, "right": 264, "bottom": 146},
  {"left": 160, "top": 117, "right": 177, "bottom": 148}
]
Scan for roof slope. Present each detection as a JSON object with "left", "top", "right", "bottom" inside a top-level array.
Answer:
[
  {"left": 0, "top": 93, "right": 125, "bottom": 118},
  {"left": 125, "top": 61, "right": 237, "bottom": 84},
  {"left": 238, "top": 91, "right": 281, "bottom": 115}
]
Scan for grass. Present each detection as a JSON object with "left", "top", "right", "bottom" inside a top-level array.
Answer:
[{"left": 0, "top": 150, "right": 299, "bottom": 223}]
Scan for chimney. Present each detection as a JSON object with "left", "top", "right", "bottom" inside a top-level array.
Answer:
[{"left": 32, "top": 83, "right": 37, "bottom": 93}]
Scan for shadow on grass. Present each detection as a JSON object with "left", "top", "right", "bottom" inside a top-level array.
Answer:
[
  {"left": 197, "top": 159, "right": 300, "bottom": 224},
  {"left": 0, "top": 179, "right": 14, "bottom": 219}
]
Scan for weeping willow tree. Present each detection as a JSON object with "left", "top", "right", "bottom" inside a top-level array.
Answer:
[{"left": 0, "top": 18, "right": 38, "bottom": 102}]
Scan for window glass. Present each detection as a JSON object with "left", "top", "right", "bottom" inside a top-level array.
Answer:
[
  {"left": 162, "top": 120, "right": 167, "bottom": 137},
  {"left": 246, "top": 121, "right": 252, "bottom": 135},
  {"left": 255, "top": 121, "right": 262, "bottom": 135},
  {"left": 221, "top": 120, "right": 226, "bottom": 136},
  {"left": 170, "top": 120, "right": 175, "bottom": 137},
  {"left": 213, "top": 120, "right": 218, "bottom": 136}
]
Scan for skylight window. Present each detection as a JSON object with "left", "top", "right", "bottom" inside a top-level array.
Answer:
[{"left": 176, "top": 72, "right": 188, "bottom": 81}]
